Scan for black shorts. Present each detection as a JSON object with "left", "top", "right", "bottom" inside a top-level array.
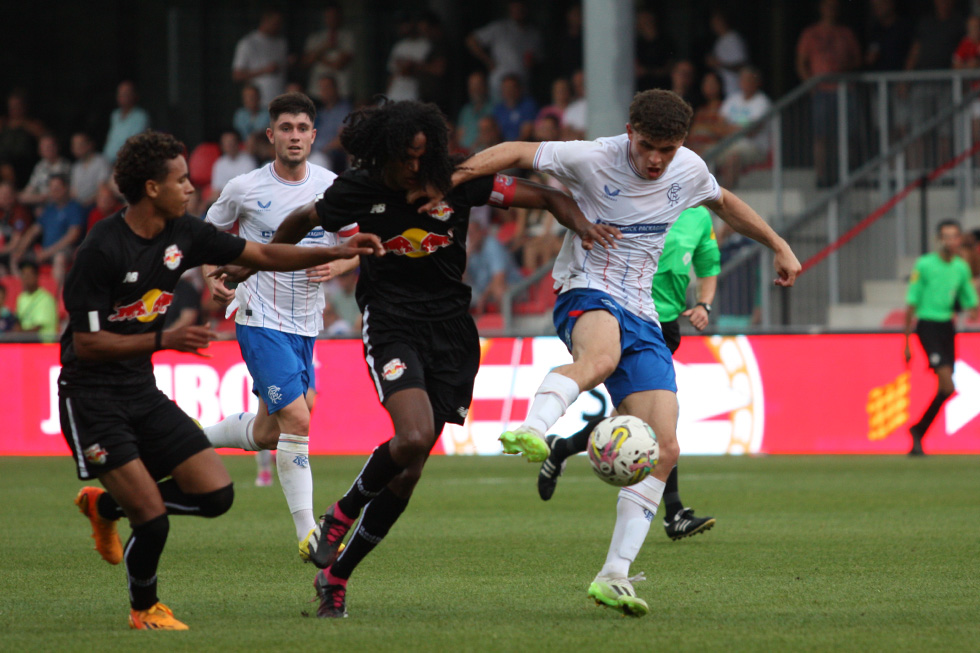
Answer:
[
  {"left": 660, "top": 319, "right": 681, "bottom": 355},
  {"left": 915, "top": 319, "right": 955, "bottom": 370},
  {"left": 59, "top": 384, "right": 210, "bottom": 481},
  {"left": 361, "top": 307, "right": 480, "bottom": 425}
]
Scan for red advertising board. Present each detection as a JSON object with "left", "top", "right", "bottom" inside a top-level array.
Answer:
[{"left": 2, "top": 334, "right": 978, "bottom": 456}]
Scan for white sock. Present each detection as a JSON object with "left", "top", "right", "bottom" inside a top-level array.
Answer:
[
  {"left": 522, "top": 372, "right": 580, "bottom": 436},
  {"left": 277, "top": 434, "right": 316, "bottom": 539},
  {"left": 204, "top": 412, "right": 259, "bottom": 451},
  {"left": 598, "top": 478, "right": 664, "bottom": 579},
  {"left": 256, "top": 449, "right": 273, "bottom": 473}
]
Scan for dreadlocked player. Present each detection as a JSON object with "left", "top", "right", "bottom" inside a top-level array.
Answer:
[{"left": 241, "top": 99, "right": 620, "bottom": 617}]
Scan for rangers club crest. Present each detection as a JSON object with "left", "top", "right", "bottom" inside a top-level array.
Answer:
[{"left": 666, "top": 183, "right": 682, "bottom": 206}]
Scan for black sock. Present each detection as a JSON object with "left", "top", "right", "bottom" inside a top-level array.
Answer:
[
  {"left": 338, "top": 440, "right": 405, "bottom": 519},
  {"left": 96, "top": 481, "right": 234, "bottom": 519},
  {"left": 97, "top": 490, "right": 123, "bottom": 521},
  {"left": 125, "top": 514, "right": 169, "bottom": 610},
  {"left": 913, "top": 390, "right": 952, "bottom": 435},
  {"left": 331, "top": 489, "right": 410, "bottom": 580},
  {"left": 663, "top": 465, "right": 682, "bottom": 518},
  {"left": 552, "top": 417, "right": 603, "bottom": 463}
]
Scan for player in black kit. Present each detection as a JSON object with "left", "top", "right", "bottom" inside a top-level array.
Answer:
[
  {"left": 62, "top": 131, "right": 381, "bottom": 630},
  {"left": 241, "top": 99, "right": 620, "bottom": 618}
]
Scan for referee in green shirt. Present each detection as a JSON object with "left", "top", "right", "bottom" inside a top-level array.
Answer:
[
  {"left": 904, "top": 219, "right": 979, "bottom": 456},
  {"left": 537, "top": 207, "right": 721, "bottom": 541}
]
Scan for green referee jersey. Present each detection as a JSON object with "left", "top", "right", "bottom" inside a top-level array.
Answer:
[
  {"left": 652, "top": 206, "right": 721, "bottom": 323},
  {"left": 906, "top": 252, "right": 978, "bottom": 321}
]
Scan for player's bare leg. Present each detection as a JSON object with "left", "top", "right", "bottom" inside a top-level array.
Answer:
[
  {"left": 502, "top": 310, "right": 620, "bottom": 462},
  {"left": 311, "top": 388, "right": 440, "bottom": 617}
]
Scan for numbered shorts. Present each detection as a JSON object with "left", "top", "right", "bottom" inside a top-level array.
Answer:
[
  {"left": 915, "top": 319, "right": 955, "bottom": 370},
  {"left": 553, "top": 288, "right": 676, "bottom": 407},
  {"left": 237, "top": 324, "right": 315, "bottom": 413},
  {"left": 60, "top": 384, "right": 209, "bottom": 481},
  {"left": 361, "top": 307, "right": 480, "bottom": 425}
]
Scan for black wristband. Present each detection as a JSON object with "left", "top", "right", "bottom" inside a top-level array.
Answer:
[
  {"left": 696, "top": 302, "right": 712, "bottom": 314},
  {"left": 154, "top": 330, "right": 164, "bottom": 351}
]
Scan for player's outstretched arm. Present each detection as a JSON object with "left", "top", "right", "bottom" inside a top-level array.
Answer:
[
  {"left": 510, "top": 178, "right": 621, "bottom": 250},
  {"left": 229, "top": 233, "right": 382, "bottom": 276},
  {"left": 73, "top": 325, "right": 218, "bottom": 361},
  {"left": 454, "top": 141, "right": 540, "bottom": 185},
  {"left": 704, "top": 188, "right": 801, "bottom": 287}
]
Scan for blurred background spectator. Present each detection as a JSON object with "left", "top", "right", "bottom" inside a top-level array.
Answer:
[
  {"left": 466, "top": 220, "right": 524, "bottom": 315},
  {"left": 635, "top": 8, "right": 674, "bottom": 92},
  {"left": 466, "top": 0, "right": 542, "bottom": 102},
  {"left": 670, "top": 59, "right": 701, "bottom": 108},
  {"left": 718, "top": 66, "right": 772, "bottom": 188},
  {"left": 302, "top": 4, "right": 355, "bottom": 101},
  {"left": 207, "top": 129, "right": 257, "bottom": 206},
  {"left": 14, "top": 260, "right": 58, "bottom": 341},
  {"left": 233, "top": 84, "right": 271, "bottom": 162},
  {"left": 0, "top": 280, "right": 17, "bottom": 332},
  {"left": 553, "top": 4, "right": 583, "bottom": 81},
  {"left": 492, "top": 74, "right": 537, "bottom": 142},
  {"left": 232, "top": 9, "right": 290, "bottom": 106},
  {"left": 69, "top": 132, "right": 110, "bottom": 210},
  {"left": 20, "top": 135, "right": 70, "bottom": 207},
  {"left": 20, "top": 174, "right": 84, "bottom": 289},
  {"left": 313, "top": 75, "right": 351, "bottom": 172},
  {"left": 562, "top": 70, "right": 587, "bottom": 140},
  {"left": 457, "top": 71, "right": 494, "bottom": 153},
  {"left": 864, "top": 0, "right": 914, "bottom": 72},
  {"left": 385, "top": 12, "right": 432, "bottom": 102},
  {"left": 86, "top": 182, "right": 123, "bottom": 233},
  {"left": 0, "top": 180, "right": 33, "bottom": 275},
  {"left": 102, "top": 81, "right": 150, "bottom": 165},
  {"left": 417, "top": 11, "right": 453, "bottom": 113},
  {"left": 686, "top": 71, "right": 729, "bottom": 155},
  {"left": 0, "top": 90, "right": 46, "bottom": 189},
  {"left": 706, "top": 7, "right": 749, "bottom": 99}
]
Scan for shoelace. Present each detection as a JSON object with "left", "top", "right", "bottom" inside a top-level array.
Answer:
[{"left": 627, "top": 572, "right": 647, "bottom": 583}]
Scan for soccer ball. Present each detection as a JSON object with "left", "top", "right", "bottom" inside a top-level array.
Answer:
[{"left": 587, "top": 415, "right": 659, "bottom": 487}]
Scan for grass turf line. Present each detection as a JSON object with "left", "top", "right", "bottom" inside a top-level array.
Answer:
[{"left": 1, "top": 454, "right": 978, "bottom": 651}]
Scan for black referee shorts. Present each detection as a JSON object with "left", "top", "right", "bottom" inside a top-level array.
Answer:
[
  {"left": 361, "top": 307, "right": 480, "bottom": 425},
  {"left": 660, "top": 319, "right": 681, "bottom": 355},
  {"left": 915, "top": 319, "right": 955, "bottom": 370},
  {"left": 60, "top": 384, "right": 210, "bottom": 480}
]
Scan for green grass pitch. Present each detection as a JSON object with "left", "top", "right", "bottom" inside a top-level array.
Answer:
[{"left": 1, "top": 454, "right": 978, "bottom": 651}]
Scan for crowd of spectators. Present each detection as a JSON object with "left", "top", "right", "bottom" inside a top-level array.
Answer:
[{"left": 2, "top": 0, "right": 979, "bottom": 337}]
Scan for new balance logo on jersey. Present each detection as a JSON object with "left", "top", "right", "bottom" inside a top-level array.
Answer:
[
  {"left": 123, "top": 271, "right": 139, "bottom": 283},
  {"left": 370, "top": 203, "right": 386, "bottom": 214},
  {"left": 604, "top": 185, "right": 621, "bottom": 199},
  {"left": 257, "top": 200, "right": 272, "bottom": 210}
]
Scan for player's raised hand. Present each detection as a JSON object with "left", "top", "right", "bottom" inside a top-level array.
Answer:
[
  {"left": 334, "top": 232, "right": 384, "bottom": 258},
  {"left": 410, "top": 183, "right": 445, "bottom": 212},
  {"left": 210, "top": 264, "right": 256, "bottom": 286},
  {"left": 773, "top": 248, "right": 802, "bottom": 287},
  {"left": 306, "top": 262, "right": 337, "bottom": 283},
  {"left": 204, "top": 272, "right": 237, "bottom": 305},
  {"left": 579, "top": 223, "right": 622, "bottom": 251},
  {"left": 162, "top": 325, "right": 217, "bottom": 358}
]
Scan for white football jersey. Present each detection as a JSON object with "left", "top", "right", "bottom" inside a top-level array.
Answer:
[
  {"left": 206, "top": 162, "right": 356, "bottom": 336},
  {"left": 534, "top": 135, "right": 721, "bottom": 323}
]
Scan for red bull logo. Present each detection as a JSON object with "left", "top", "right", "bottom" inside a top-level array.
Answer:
[
  {"left": 163, "top": 244, "right": 183, "bottom": 270},
  {"left": 109, "top": 289, "right": 175, "bottom": 323},
  {"left": 382, "top": 227, "right": 454, "bottom": 258},
  {"left": 427, "top": 201, "right": 454, "bottom": 221}
]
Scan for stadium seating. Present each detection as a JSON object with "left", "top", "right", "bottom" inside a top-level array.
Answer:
[{"left": 188, "top": 142, "right": 221, "bottom": 191}]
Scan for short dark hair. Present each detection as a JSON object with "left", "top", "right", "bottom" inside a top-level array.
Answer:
[
  {"left": 18, "top": 259, "right": 39, "bottom": 275},
  {"left": 628, "top": 89, "right": 693, "bottom": 143},
  {"left": 114, "top": 131, "right": 186, "bottom": 205},
  {"left": 268, "top": 92, "right": 317, "bottom": 125},
  {"left": 48, "top": 173, "right": 69, "bottom": 187},
  {"left": 341, "top": 99, "right": 454, "bottom": 195},
  {"left": 937, "top": 219, "right": 962, "bottom": 235}
]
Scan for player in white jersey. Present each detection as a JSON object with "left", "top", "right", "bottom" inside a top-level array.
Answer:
[
  {"left": 201, "top": 92, "right": 358, "bottom": 561},
  {"left": 445, "top": 89, "right": 801, "bottom": 616}
]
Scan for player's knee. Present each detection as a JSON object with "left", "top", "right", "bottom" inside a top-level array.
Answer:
[
  {"left": 584, "top": 354, "right": 618, "bottom": 386},
  {"left": 132, "top": 512, "right": 170, "bottom": 543},
  {"left": 658, "top": 439, "right": 680, "bottom": 468},
  {"left": 393, "top": 427, "right": 436, "bottom": 460},
  {"left": 195, "top": 483, "right": 234, "bottom": 518}
]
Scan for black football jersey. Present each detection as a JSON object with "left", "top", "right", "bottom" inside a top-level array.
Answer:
[
  {"left": 59, "top": 211, "right": 245, "bottom": 393},
  {"left": 314, "top": 171, "right": 495, "bottom": 321}
]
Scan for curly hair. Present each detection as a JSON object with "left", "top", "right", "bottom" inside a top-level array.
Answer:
[
  {"left": 340, "top": 99, "right": 454, "bottom": 195},
  {"left": 628, "top": 90, "right": 693, "bottom": 143},
  {"left": 114, "top": 131, "right": 185, "bottom": 205}
]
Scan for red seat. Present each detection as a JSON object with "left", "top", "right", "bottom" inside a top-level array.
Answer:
[
  {"left": 188, "top": 142, "right": 221, "bottom": 190},
  {"left": 881, "top": 309, "right": 905, "bottom": 327},
  {"left": 1, "top": 275, "right": 21, "bottom": 311}
]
